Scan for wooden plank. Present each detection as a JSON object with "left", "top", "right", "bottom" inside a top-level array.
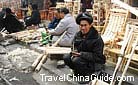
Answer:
[
  {"left": 125, "top": 54, "right": 138, "bottom": 61},
  {"left": 46, "top": 47, "right": 71, "bottom": 54},
  {"left": 118, "top": 36, "right": 138, "bottom": 85},
  {"left": 112, "top": 0, "right": 138, "bottom": 17}
]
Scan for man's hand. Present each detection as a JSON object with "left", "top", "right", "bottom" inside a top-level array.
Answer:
[{"left": 71, "top": 51, "right": 80, "bottom": 57}]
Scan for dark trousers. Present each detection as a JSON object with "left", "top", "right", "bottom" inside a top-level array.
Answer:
[{"left": 63, "top": 54, "right": 95, "bottom": 76}]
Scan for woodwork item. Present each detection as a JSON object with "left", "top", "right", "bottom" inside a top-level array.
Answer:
[
  {"left": 72, "top": 0, "right": 80, "bottom": 17},
  {"left": 91, "top": 57, "right": 122, "bottom": 85},
  {"left": 101, "top": 8, "right": 129, "bottom": 44},
  {"left": 118, "top": 37, "right": 138, "bottom": 85},
  {"left": 120, "top": 25, "right": 138, "bottom": 71},
  {"left": 31, "top": 54, "right": 44, "bottom": 70},
  {"left": 52, "top": 31, "right": 67, "bottom": 47},
  {"left": 35, "top": 47, "right": 71, "bottom": 72},
  {"left": 11, "top": 29, "right": 41, "bottom": 44},
  {"left": 32, "top": 31, "right": 68, "bottom": 72},
  {"left": 110, "top": 57, "right": 122, "bottom": 85},
  {"left": 105, "top": 24, "right": 133, "bottom": 62},
  {"left": 35, "top": 53, "right": 48, "bottom": 72}
]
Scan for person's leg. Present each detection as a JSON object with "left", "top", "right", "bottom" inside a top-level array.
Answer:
[
  {"left": 63, "top": 54, "right": 75, "bottom": 69},
  {"left": 72, "top": 57, "right": 94, "bottom": 76}
]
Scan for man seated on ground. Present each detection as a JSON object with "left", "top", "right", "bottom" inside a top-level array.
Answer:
[
  {"left": 3, "top": 8, "right": 24, "bottom": 33},
  {"left": 25, "top": 4, "right": 41, "bottom": 27},
  {"left": 47, "top": 7, "right": 79, "bottom": 47},
  {"left": 63, "top": 13, "right": 106, "bottom": 84},
  {"left": 0, "top": 8, "right": 6, "bottom": 31},
  {"left": 47, "top": 8, "right": 61, "bottom": 30}
]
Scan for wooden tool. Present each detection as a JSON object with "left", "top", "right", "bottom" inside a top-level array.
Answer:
[{"left": 32, "top": 31, "right": 67, "bottom": 72}]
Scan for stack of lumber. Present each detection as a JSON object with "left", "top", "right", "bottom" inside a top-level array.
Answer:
[
  {"left": 72, "top": 0, "right": 80, "bottom": 17},
  {"left": 56, "top": 2, "right": 73, "bottom": 13},
  {"left": 11, "top": 29, "right": 42, "bottom": 44},
  {"left": 92, "top": 1, "right": 106, "bottom": 26},
  {"left": 0, "top": 0, "right": 21, "bottom": 11}
]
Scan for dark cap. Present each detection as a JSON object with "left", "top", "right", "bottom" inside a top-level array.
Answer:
[
  {"left": 60, "top": 7, "right": 69, "bottom": 14},
  {"left": 5, "top": 8, "right": 12, "bottom": 14},
  {"left": 32, "top": 4, "right": 38, "bottom": 10},
  {"left": 76, "top": 13, "right": 93, "bottom": 25}
]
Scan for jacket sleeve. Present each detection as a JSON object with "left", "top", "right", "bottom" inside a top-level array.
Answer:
[
  {"left": 80, "top": 39, "right": 105, "bottom": 64},
  {"left": 49, "top": 20, "right": 66, "bottom": 36},
  {"left": 29, "top": 11, "right": 36, "bottom": 21},
  {"left": 48, "top": 18, "right": 55, "bottom": 29},
  {"left": 80, "top": 52, "right": 96, "bottom": 62}
]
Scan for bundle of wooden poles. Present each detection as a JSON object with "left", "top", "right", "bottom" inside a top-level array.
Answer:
[{"left": 31, "top": 31, "right": 67, "bottom": 72}]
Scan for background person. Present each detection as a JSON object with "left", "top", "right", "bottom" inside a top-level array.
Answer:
[
  {"left": 25, "top": 4, "right": 41, "bottom": 27},
  {"left": 47, "top": 7, "right": 79, "bottom": 47},
  {"left": 48, "top": 8, "right": 61, "bottom": 30},
  {"left": 3, "top": 8, "right": 24, "bottom": 33}
]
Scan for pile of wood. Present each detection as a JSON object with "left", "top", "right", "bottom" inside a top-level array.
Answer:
[
  {"left": 56, "top": 1, "right": 74, "bottom": 13},
  {"left": 0, "top": 0, "right": 21, "bottom": 11},
  {"left": 92, "top": 1, "right": 107, "bottom": 26},
  {"left": 11, "top": 29, "right": 42, "bottom": 44}
]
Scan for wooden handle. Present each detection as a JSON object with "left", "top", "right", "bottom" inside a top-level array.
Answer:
[
  {"left": 110, "top": 57, "right": 122, "bottom": 85},
  {"left": 34, "top": 31, "right": 67, "bottom": 72},
  {"left": 35, "top": 53, "right": 48, "bottom": 72},
  {"left": 31, "top": 54, "right": 44, "bottom": 70},
  {"left": 52, "top": 31, "right": 67, "bottom": 47},
  {"left": 118, "top": 37, "right": 138, "bottom": 85}
]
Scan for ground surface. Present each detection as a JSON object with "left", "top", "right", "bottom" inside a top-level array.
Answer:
[{"left": 0, "top": 29, "right": 138, "bottom": 85}]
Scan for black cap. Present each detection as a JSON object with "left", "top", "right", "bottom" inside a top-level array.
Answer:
[
  {"left": 60, "top": 7, "right": 69, "bottom": 14},
  {"left": 32, "top": 4, "right": 38, "bottom": 10},
  {"left": 76, "top": 13, "right": 93, "bottom": 25},
  {"left": 5, "top": 8, "right": 12, "bottom": 14}
]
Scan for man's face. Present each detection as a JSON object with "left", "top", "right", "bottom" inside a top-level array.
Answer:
[
  {"left": 60, "top": 12, "right": 64, "bottom": 19},
  {"left": 80, "top": 20, "right": 91, "bottom": 34},
  {"left": 54, "top": 10, "right": 60, "bottom": 19}
]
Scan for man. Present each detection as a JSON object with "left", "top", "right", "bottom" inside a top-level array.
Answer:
[
  {"left": 48, "top": 8, "right": 61, "bottom": 30},
  {"left": 63, "top": 13, "right": 106, "bottom": 83},
  {"left": 47, "top": 7, "right": 79, "bottom": 47},
  {"left": 0, "top": 8, "right": 6, "bottom": 31},
  {"left": 25, "top": 4, "right": 41, "bottom": 27},
  {"left": 3, "top": 8, "right": 24, "bottom": 33}
]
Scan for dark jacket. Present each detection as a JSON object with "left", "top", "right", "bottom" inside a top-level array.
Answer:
[
  {"left": 74, "top": 27, "right": 106, "bottom": 64},
  {"left": 3, "top": 14, "right": 24, "bottom": 33},
  {"left": 48, "top": 17, "right": 61, "bottom": 29},
  {"left": 0, "top": 11, "right": 5, "bottom": 30},
  {"left": 25, "top": 10, "right": 41, "bottom": 26}
]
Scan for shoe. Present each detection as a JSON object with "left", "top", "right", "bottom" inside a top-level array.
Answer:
[{"left": 57, "top": 60, "right": 65, "bottom": 68}]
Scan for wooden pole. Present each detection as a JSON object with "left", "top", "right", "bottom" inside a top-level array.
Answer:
[
  {"left": 111, "top": 0, "right": 138, "bottom": 17},
  {"left": 32, "top": 31, "right": 67, "bottom": 72},
  {"left": 110, "top": 57, "right": 122, "bottom": 85},
  {"left": 35, "top": 53, "right": 48, "bottom": 72},
  {"left": 51, "top": 31, "right": 67, "bottom": 47},
  {"left": 118, "top": 37, "right": 138, "bottom": 85},
  {"left": 31, "top": 54, "right": 44, "bottom": 70}
]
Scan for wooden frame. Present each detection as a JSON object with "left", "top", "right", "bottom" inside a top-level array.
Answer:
[
  {"left": 90, "top": 57, "right": 123, "bottom": 85},
  {"left": 31, "top": 31, "right": 71, "bottom": 72},
  {"left": 118, "top": 35, "right": 138, "bottom": 85},
  {"left": 101, "top": 8, "right": 129, "bottom": 44},
  {"left": 121, "top": 25, "right": 138, "bottom": 72}
]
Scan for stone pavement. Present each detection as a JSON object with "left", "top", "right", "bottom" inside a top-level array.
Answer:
[
  {"left": 27, "top": 42, "right": 138, "bottom": 85},
  {"left": 1, "top": 36, "right": 138, "bottom": 85}
]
